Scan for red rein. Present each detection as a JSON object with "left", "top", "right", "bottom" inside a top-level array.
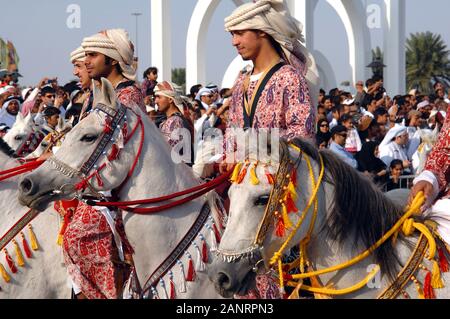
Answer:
[{"left": 0, "top": 159, "right": 44, "bottom": 182}]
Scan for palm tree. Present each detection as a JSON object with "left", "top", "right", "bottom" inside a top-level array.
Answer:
[{"left": 406, "top": 32, "right": 450, "bottom": 93}]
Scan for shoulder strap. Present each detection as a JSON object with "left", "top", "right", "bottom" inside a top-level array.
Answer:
[
  {"left": 116, "top": 80, "right": 135, "bottom": 91},
  {"left": 243, "top": 62, "right": 285, "bottom": 130}
]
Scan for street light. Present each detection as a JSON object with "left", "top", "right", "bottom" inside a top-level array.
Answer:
[
  {"left": 131, "top": 12, "right": 142, "bottom": 75},
  {"left": 366, "top": 57, "right": 386, "bottom": 78}
]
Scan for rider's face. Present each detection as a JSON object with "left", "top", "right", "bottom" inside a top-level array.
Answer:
[
  {"left": 73, "top": 61, "right": 91, "bottom": 90},
  {"left": 84, "top": 51, "right": 116, "bottom": 80},
  {"left": 231, "top": 30, "right": 264, "bottom": 61}
]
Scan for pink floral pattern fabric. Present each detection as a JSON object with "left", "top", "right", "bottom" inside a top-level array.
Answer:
[
  {"left": 116, "top": 82, "right": 145, "bottom": 113},
  {"left": 160, "top": 114, "right": 186, "bottom": 147},
  {"left": 225, "top": 64, "right": 315, "bottom": 155}
]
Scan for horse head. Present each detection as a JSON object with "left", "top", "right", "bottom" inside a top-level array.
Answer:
[
  {"left": 18, "top": 78, "right": 141, "bottom": 211},
  {"left": 3, "top": 112, "right": 35, "bottom": 152},
  {"left": 209, "top": 138, "right": 405, "bottom": 298}
]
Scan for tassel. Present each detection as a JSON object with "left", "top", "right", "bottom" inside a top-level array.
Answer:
[
  {"left": 281, "top": 203, "right": 293, "bottom": 229},
  {"left": 287, "top": 181, "right": 298, "bottom": 201},
  {"left": 4, "top": 249, "right": 17, "bottom": 274},
  {"left": 212, "top": 223, "right": 221, "bottom": 244},
  {"left": 21, "top": 232, "right": 32, "bottom": 258},
  {"left": 28, "top": 224, "right": 39, "bottom": 250},
  {"left": 275, "top": 215, "right": 285, "bottom": 237},
  {"left": 432, "top": 260, "right": 444, "bottom": 289},
  {"left": 423, "top": 271, "right": 436, "bottom": 299},
  {"left": 57, "top": 211, "right": 72, "bottom": 246},
  {"left": 0, "top": 263, "right": 10, "bottom": 283},
  {"left": 186, "top": 253, "right": 196, "bottom": 282},
  {"left": 200, "top": 235, "right": 208, "bottom": 263},
  {"left": 208, "top": 225, "right": 218, "bottom": 251},
  {"left": 193, "top": 243, "right": 206, "bottom": 272},
  {"left": 12, "top": 240, "right": 25, "bottom": 267},
  {"left": 250, "top": 162, "right": 259, "bottom": 185},
  {"left": 291, "top": 167, "right": 297, "bottom": 187},
  {"left": 230, "top": 162, "right": 242, "bottom": 183},
  {"left": 108, "top": 144, "right": 120, "bottom": 161},
  {"left": 103, "top": 117, "right": 113, "bottom": 134},
  {"left": 438, "top": 248, "right": 449, "bottom": 272},
  {"left": 122, "top": 122, "right": 129, "bottom": 141},
  {"left": 176, "top": 260, "right": 187, "bottom": 293},
  {"left": 94, "top": 171, "right": 104, "bottom": 187},
  {"left": 236, "top": 162, "right": 249, "bottom": 184},
  {"left": 159, "top": 278, "right": 169, "bottom": 299},
  {"left": 169, "top": 271, "right": 176, "bottom": 299},
  {"left": 414, "top": 280, "right": 425, "bottom": 299},
  {"left": 285, "top": 192, "right": 298, "bottom": 213}
]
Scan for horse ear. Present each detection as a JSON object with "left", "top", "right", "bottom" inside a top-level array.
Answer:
[
  {"left": 24, "top": 112, "right": 32, "bottom": 123},
  {"left": 101, "top": 77, "right": 118, "bottom": 110},
  {"left": 16, "top": 111, "right": 24, "bottom": 123},
  {"left": 57, "top": 116, "right": 64, "bottom": 131}
]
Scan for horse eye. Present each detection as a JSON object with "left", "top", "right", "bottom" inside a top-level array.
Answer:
[
  {"left": 254, "top": 195, "right": 270, "bottom": 207},
  {"left": 14, "top": 135, "right": 23, "bottom": 141},
  {"left": 80, "top": 134, "right": 98, "bottom": 143}
]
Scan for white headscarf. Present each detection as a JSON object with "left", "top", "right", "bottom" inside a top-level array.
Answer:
[
  {"left": 154, "top": 81, "right": 185, "bottom": 113},
  {"left": 379, "top": 124, "right": 407, "bottom": 149},
  {"left": 224, "top": 0, "right": 320, "bottom": 106},
  {"left": 82, "top": 29, "right": 136, "bottom": 81},
  {"left": 70, "top": 46, "right": 86, "bottom": 63}
]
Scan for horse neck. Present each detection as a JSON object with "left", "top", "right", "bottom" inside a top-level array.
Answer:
[{"left": 118, "top": 114, "right": 209, "bottom": 290}]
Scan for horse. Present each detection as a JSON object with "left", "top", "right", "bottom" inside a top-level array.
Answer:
[
  {"left": 208, "top": 138, "right": 450, "bottom": 299},
  {"left": 411, "top": 127, "right": 440, "bottom": 175},
  {"left": 18, "top": 78, "right": 225, "bottom": 299},
  {"left": 0, "top": 148, "right": 70, "bottom": 298},
  {"left": 3, "top": 112, "right": 45, "bottom": 156}
]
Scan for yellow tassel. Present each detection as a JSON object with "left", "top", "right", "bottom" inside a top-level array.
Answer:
[
  {"left": 282, "top": 203, "right": 293, "bottom": 230},
  {"left": 28, "top": 224, "right": 39, "bottom": 251},
  {"left": 432, "top": 260, "right": 445, "bottom": 289},
  {"left": 0, "top": 263, "right": 10, "bottom": 283},
  {"left": 230, "top": 163, "right": 242, "bottom": 183},
  {"left": 12, "top": 239, "right": 25, "bottom": 267},
  {"left": 57, "top": 234, "right": 64, "bottom": 246},
  {"left": 287, "top": 181, "right": 297, "bottom": 201},
  {"left": 415, "top": 282, "right": 425, "bottom": 299},
  {"left": 250, "top": 162, "right": 259, "bottom": 185}
]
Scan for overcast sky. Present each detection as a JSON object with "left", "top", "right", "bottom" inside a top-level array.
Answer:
[{"left": 0, "top": 0, "right": 449, "bottom": 90}]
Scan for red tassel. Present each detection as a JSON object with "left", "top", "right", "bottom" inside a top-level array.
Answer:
[
  {"left": 21, "top": 232, "right": 32, "bottom": 258},
  {"left": 291, "top": 167, "right": 297, "bottom": 187},
  {"left": 201, "top": 240, "right": 208, "bottom": 263},
  {"left": 108, "top": 144, "right": 120, "bottom": 161},
  {"left": 264, "top": 166, "right": 275, "bottom": 184},
  {"left": 438, "top": 248, "right": 449, "bottom": 272},
  {"left": 424, "top": 271, "right": 436, "bottom": 299},
  {"left": 103, "top": 117, "right": 113, "bottom": 134},
  {"left": 186, "top": 258, "right": 196, "bottom": 282},
  {"left": 94, "top": 171, "right": 104, "bottom": 187},
  {"left": 275, "top": 217, "right": 285, "bottom": 237},
  {"left": 212, "top": 223, "right": 221, "bottom": 244},
  {"left": 170, "top": 279, "right": 176, "bottom": 299},
  {"left": 285, "top": 192, "right": 298, "bottom": 213},
  {"left": 122, "top": 122, "right": 128, "bottom": 141},
  {"left": 4, "top": 249, "right": 17, "bottom": 274}
]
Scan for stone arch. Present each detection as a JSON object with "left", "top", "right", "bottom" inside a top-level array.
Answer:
[{"left": 313, "top": 50, "right": 337, "bottom": 90}]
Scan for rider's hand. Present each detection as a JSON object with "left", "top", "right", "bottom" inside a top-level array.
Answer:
[{"left": 408, "top": 180, "right": 435, "bottom": 212}]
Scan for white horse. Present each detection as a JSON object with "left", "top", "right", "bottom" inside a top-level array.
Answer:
[
  {"left": 18, "top": 78, "right": 225, "bottom": 299},
  {"left": 412, "top": 127, "right": 440, "bottom": 175},
  {"left": 209, "top": 138, "right": 450, "bottom": 299},
  {"left": 3, "top": 112, "right": 45, "bottom": 156},
  {"left": 0, "top": 148, "right": 70, "bottom": 298}
]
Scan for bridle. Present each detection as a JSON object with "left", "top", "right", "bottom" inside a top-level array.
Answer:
[
  {"left": 47, "top": 102, "right": 143, "bottom": 199},
  {"left": 15, "top": 128, "right": 45, "bottom": 157}
]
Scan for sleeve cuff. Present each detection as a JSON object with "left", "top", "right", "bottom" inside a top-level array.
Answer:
[{"left": 413, "top": 170, "right": 440, "bottom": 201}]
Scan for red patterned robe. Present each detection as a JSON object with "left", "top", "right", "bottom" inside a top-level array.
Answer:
[
  {"left": 422, "top": 105, "right": 450, "bottom": 198},
  {"left": 62, "top": 81, "right": 144, "bottom": 299}
]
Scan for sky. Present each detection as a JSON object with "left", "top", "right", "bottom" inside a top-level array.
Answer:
[{"left": 0, "top": 0, "right": 449, "bottom": 90}]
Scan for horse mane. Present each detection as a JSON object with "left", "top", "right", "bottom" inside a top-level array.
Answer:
[
  {"left": 0, "top": 138, "right": 17, "bottom": 158},
  {"left": 289, "top": 138, "right": 408, "bottom": 278}
]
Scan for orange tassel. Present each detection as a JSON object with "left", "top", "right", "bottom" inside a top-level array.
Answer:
[
  {"left": 438, "top": 248, "right": 449, "bottom": 272},
  {"left": 264, "top": 166, "right": 274, "bottom": 184},
  {"left": 236, "top": 163, "right": 248, "bottom": 184},
  {"left": 424, "top": 271, "right": 436, "bottom": 299},
  {"left": 285, "top": 192, "right": 298, "bottom": 213},
  {"left": 4, "top": 249, "right": 16, "bottom": 274},
  {"left": 275, "top": 217, "right": 285, "bottom": 237},
  {"left": 21, "top": 232, "right": 32, "bottom": 258}
]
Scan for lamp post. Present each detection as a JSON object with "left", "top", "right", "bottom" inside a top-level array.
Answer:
[
  {"left": 131, "top": 12, "right": 142, "bottom": 75},
  {"left": 366, "top": 57, "right": 386, "bottom": 78}
]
